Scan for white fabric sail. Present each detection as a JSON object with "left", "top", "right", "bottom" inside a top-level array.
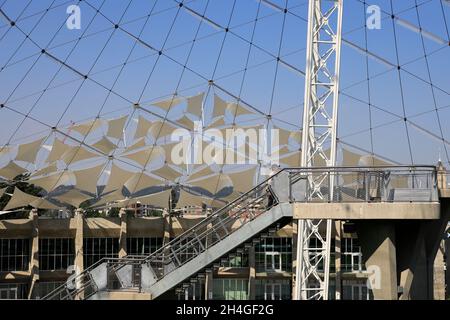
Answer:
[
  {"left": 31, "top": 163, "right": 58, "bottom": 177},
  {"left": 92, "top": 189, "right": 125, "bottom": 207},
  {"left": 55, "top": 189, "right": 92, "bottom": 208},
  {"left": 153, "top": 164, "right": 183, "bottom": 181},
  {"left": 207, "top": 116, "right": 225, "bottom": 128},
  {"left": 103, "top": 163, "right": 135, "bottom": 194},
  {"left": 273, "top": 126, "right": 292, "bottom": 146},
  {"left": 121, "top": 146, "right": 164, "bottom": 167},
  {"left": 213, "top": 94, "right": 228, "bottom": 118},
  {"left": 186, "top": 93, "right": 204, "bottom": 118},
  {"left": 46, "top": 138, "right": 72, "bottom": 163},
  {"left": 176, "top": 190, "right": 206, "bottom": 208},
  {"left": 4, "top": 187, "right": 59, "bottom": 210},
  {"left": 123, "top": 137, "right": 146, "bottom": 154},
  {"left": 187, "top": 166, "right": 216, "bottom": 182},
  {"left": 29, "top": 171, "right": 73, "bottom": 192},
  {"left": 0, "top": 161, "right": 27, "bottom": 180},
  {"left": 61, "top": 146, "right": 101, "bottom": 164},
  {"left": 124, "top": 172, "right": 163, "bottom": 194},
  {"left": 15, "top": 137, "right": 45, "bottom": 163},
  {"left": 92, "top": 136, "right": 117, "bottom": 154},
  {"left": 177, "top": 115, "right": 195, "bottom": 131},
  {"left": 280, "top": 151, "right": 302, "bottom": 167},
  {"left": 134, "top": 116, "right": 153, "bottom": 139},
  {"left": 73, "top": 164, "right": 105, "bottom": 194},
  {"left": 152, "top": 96, "right": 184, "bottom": 111},
  {"left": 70, "top": 119, "right": 102, "bottom": 136},
  {"left": 226, "top": 102, "right": 255, "bottom": 117},
  {"left": 149, "top": 121, "right": 178, "bottom": 139},
  {"left": 189, "top": 174, "right": 232, "bottom": 194},
  {"left": 359, "top": 154, "right": 392, "bottom": 166},
  {"left": 106, "top": 115, "right": 128, "bottom": 139},
  {"left": 125, "top": 189, "right": 172, "bottom": 208},
  {"left": 227, "top": 166, "right": 257, "bottom": 193},
  {"left": 289, "top": 130, "right": 302, "bottom": 145},
  {"left": 342, "top": 148, "right": 363, "bottom": 166}
]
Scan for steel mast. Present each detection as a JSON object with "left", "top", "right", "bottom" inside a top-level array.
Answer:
[{"left": 295, "top": 0, "right": 343, "bottom": 300}]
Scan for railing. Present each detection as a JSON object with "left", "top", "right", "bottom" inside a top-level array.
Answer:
[
  {"left": 288, "top": 166, "right": 438, "bottom": 203},
  {"left": 42, "top": 165, "right": 437, "bottom": 300}
]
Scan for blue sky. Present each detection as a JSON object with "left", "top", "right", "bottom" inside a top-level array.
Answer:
[{"left": 0, "top": 0, "right": 449, "bottom": 167}]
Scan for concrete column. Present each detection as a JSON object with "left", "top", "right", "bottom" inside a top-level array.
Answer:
[
  {"left": 334, "top": 220, "right": 342, "bottom": 300},
  {"left": 162, "top": 210, "right": 171, "bottom": 245},
  {"left": 291, "top": 220, "right": 298, "bottom": 299},
  {"left": 248, "top": 246, "right": 256, "bottom": 299},
  {"left": 433, "top": 241, "right": 446, "bottom": 300},
  {"left": 119, "top": 208, "right": 127, "bottom": 258},
  {"left": 356, "top": 221, "right": 397, "bottom": 300},
  {"left": 27, "top": 209, "right": 39, "bottom": 299},
  {"left": 205, "top": 271, "right": 213, "bottom": 300}
]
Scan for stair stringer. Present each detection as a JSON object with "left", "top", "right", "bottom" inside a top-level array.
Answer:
[{"left": 145, "top": 202, "right": 293, "bottom": 299}]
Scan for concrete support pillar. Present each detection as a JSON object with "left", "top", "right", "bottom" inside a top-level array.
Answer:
[
  {"left": 356, "top": 221, "right": 397, "bottom": 300},
  {"left": 28, "top": 209, "right": 39, "bottom": 299},
  {"left": 291, "top": 220, "right": 298, "bottom": 299},
  {"left": 205, "top": 271, "right": 213, "bottom": 300},
  {"left": 162, "top": 210, "right": 171, "bottom": 246},
  {"left": 334, "top": 220, "right": 342, "bottom": 300},
  {"left": 433, "top": 241, "right": 446, "bottom": 300},
  {"left": 248, "top": 246, "right": 256, "bottom": 299},
  {"left": 119, "top": 208, "right": 127, "bottom": 258},
  {"left": 74, "top": 209, "right": 84, "bottom": 291}
]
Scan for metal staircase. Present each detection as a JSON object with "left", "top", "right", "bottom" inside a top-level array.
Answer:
[
  {"left": 42, "top": 166, "right": 437, "bottom": 300},
  {"left": 42, "top": 170, "right": 293, "bottom": 300}
]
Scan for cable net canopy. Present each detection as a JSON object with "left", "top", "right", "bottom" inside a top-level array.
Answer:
[{"left": 0, "top": 0, "right": 449, "bottom": 211}]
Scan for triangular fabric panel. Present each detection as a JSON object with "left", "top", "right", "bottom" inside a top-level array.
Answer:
[
  {"left": 31, "top": 163, "right": 58, "bottom": 177},
  {"left": 70, "top": 119, "right": 102, "bottom": 136},
  {"left": 106, "top": 115, "right": 128, "bottom": 139},
  {"left": 213, "top": 94, "right": 228, "bottom": 118},
  {"left": 124, "top": 172, "right": 163, "bottom": 194},
  {"left": 152, "top": 96, "right": 184, "bottom": 111},
  {"left": 187, "top": 166, "right": 216, "bottom": 182},
  {"left": 92, "top": 136, "right": 117, "bottom": 154},
  {"left": 149, "top": 121, "right": 178, "bottom": 139},
  {"left": 228, "top": 166, "right": 257, "bottom": 193},
  {"left": 29, "top": 171, "right": 73, "bottom": 192},
  {"left": 103, "top": 164, "right": 135, "bottom": 194},
  {"left": 226, "top": 102, "right": 256, "bottom": 117},
  {"left": 134, "top": 116, "right": 153, "bottom": 139},
  {"left": 177, "top": 115, "right": 195, "bottom": 131},
  {"left": 176, "top": 190, "right": 207, "bottom": 208},
  {"left": 4, "top": 187, "right": 40, "bottom": 210},
  {"left": 0, "top": 161, "right": 27, "bottom": 180},
  {"left": 189, "top": 174, "right": 232, "bottom": 194},
  {"left": 186, "top": 93, "right": 204, "bottom": 118},
  {"left": 62, "top": 146, "right": 101, "bottom": 164},
  {"left": 55, "top": 189, "right": 92, "bottom": 208},
  {"left": 121, "top": 146, "right": 164, "bottom": 167},
  {"left": 15, "top": 137, "right": 45, "bottom": 163},
  {"left": 46, "top": 138, "right": 73, "bottom": 163},
  {"left": 123, "top": 137, "right": 146, "bottom": 154},
  {"left": 73, "top": 164, "right": 105, "bottom": 194},
  {"left": 153, "top": 164, "right": 183, "bottom": 181}
]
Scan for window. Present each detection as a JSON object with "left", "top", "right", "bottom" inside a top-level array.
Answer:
[
  {"left": 0, "top": 238, "right": 30, "bottom": 272},
  {"left": 126, "top": 237, "right": 163, "bottom": 256},
  {"left": 213, "top": 279, "right": 248, "bottom": 300},
  {"left": 223, "top": 252, "right": 248, "bottom": 268},
  {"left": 0, "top": 283, "right": 28, "bottom": 300},
  {"left": 83, "top": 238, "right": 119, "bottom": 267},
  {"left": 255, "top": 280, "right": 291, "bottom": 300},
  {"left": 343, "top": 280, "right": 372, "bottom": 300},
  {"left": 342, "top": 238, "right": 363, "bottom": 272},
  {"left": 35, "top": 281, "right": 65, "bottom": 299},
  {"left": 39, "top": 238, "right": 75, "bottom": 271},
  {"left": 255, "top": 237, "right": 292, "bottom": 272}
]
